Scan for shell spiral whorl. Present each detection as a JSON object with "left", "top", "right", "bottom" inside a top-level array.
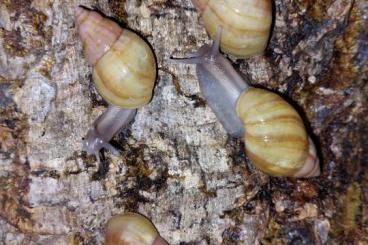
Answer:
[
  {"left": 191, "top": 0, "right": 273, "bottom": 58},
  {"left": 236, "top": 88, "right": 320, "bottom": 177},
  {"left": 76, "top": 7, "right": 156, "bottom": 109}
]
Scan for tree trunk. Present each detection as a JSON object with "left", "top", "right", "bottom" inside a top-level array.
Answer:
[{"left": 0, "top": 0, "right": 366, "bottom": 244}]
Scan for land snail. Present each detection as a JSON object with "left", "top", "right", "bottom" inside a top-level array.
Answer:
[
  {"left": 76, "top": 7, "right": 156, "bottom": 162},
  {"left": 170, "top": 2, "right": 320, "bottom": 177},
  {"left": 105, "top": 212, "right": 169, "bottom": 245}
]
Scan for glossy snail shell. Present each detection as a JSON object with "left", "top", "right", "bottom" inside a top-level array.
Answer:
[
  {"left": 105, "top": 212, "right": 167, "bottom": 245},
  {"left": 191, "top": 0, "right": 272, "bottom": 57},
  {"left": 76, "top": 7, "right": 156, "bottom": 108},
  {"left": 236, "top": 88, "right": 320, "bottom": 177}
]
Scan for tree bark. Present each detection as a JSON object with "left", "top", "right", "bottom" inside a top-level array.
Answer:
[{"left": 0, "top": 0, "right": 366, "bottom": 244}]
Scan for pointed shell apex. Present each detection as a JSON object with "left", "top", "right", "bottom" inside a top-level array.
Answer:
[
  {"left": 76, "top": 8, "right": 156, "bottom": 109},
  {"left": 292, "top": 138, "right": 320, "bottom": 178},
  {"left": 92, "top": 30, "right": 156, "bottom": 109},
  {"left": 236, "top": 88, "right": 319, "bottom": 178},
  {"left": 76, "top": 7, "right": 122, "bottom": 65},
  {"left": 191, "top": 0, "right": 209, "bottom": 11}
]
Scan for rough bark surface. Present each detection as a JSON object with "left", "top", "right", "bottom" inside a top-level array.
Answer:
[{"left": 0, "top": 0, "right": 367, "bottom": 244}]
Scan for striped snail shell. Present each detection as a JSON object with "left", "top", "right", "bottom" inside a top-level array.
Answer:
[
  {"left": 191, "top": 0, "right": 272, "bottom": 58},
  {"left": 171, "top": 24, "right": 320, "bottom": 178},
  {"left": 76, "top": 7, "right": 157, "bottom": 162},
  {"left": 76, "top": 7, "right": 156, "bottom": 108},
  {"left": 236, "top": 88, "right": 320, "bottom": 177}
]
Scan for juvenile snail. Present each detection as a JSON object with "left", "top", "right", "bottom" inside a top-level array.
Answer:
[
  {"left": 171, "top": 27, "right": 320, "bottom": 177},
  {"left": 105, "top": 212, "right": 169, "bottom": 245},
  {"left": 76, "top": 7, "right": 156, "bottom": 162},
  {"left": 191, "top": 0, "right": 272, "bottom": 57}
]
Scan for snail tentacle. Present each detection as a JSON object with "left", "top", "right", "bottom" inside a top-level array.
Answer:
[
  {"left": 210, "top": 25, "right": 222, "bottom": 55},
  {"left": 170, "top": 17, "right": 320, "bottom": 177},
  {"left": 191, "top": 0, "right": 273, "bottom": 57},
  {"left": 170, "top": 26, "right": 223, "bottom": 65},
  {"left": 82, "top": 127, "right": 118, "bottom": 163},
  {"left": 170, "top": 56, "right": 206, "bottom": 65},
  {"left": 76, "top": 8, "right": 156, "bottom": 163}
]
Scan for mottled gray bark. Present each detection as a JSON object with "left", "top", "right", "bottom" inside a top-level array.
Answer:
[{"left": 0, "top": 0, "right": 366, "bottom": 244}]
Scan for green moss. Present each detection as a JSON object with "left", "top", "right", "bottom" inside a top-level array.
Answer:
[
  {"left": 330, "top": 5, "right": 363, "bottom": 86},
  {"left": 331, "top": 182, "right": 362, "bottom": 237}
]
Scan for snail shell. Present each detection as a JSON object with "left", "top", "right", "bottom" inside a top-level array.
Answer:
[
  {"left": 236, "top": 88, "right": 320, "bottom": 177},
  {"left": 191, "top": 0, "right": 272, "bottom": 58},
  {"left": 171, "top": 26, "right": 320, "bottom": 178},
  {"left": 76, "top": 7, "right": 156, "bottom": 108},
  {"left": 105, "top": 212, "right": 168, "bottom": 245}
]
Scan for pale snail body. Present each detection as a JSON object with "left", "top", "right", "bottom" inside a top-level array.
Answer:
[
  {"left": 105, "top": 213, "right": 168, "bottom": 245},
  {"left": 76, "top": 7, "right": 156, "bottom": 161},
  {"left": 171, "top": 28, "right": 320, "bottom": 177},
  {"left": 191, "top": 0, "right": 272, "bottom": 57}
]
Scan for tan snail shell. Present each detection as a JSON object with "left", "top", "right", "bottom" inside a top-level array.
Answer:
[
  {"left": 105, "top": 212, "right": 168, "bottom": 245},
  {"left": 76, "top": 7, "right": 156, "bottom": 108},
  {"left": 191, "top": 0, "right": 272, "bottom": 58},
  {"left": 171, "top": 25, "right": 320, "bottom": 178},
  {"left": 236, "top": 88, "right": 320, "bottom": 177}
]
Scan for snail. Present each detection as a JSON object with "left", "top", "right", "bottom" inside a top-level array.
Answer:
[
  {"left": 191, "top": 0, "right": 272, "bottom": 58},
  {"left": 105, "top": 212, "right": 169, "bottom": 245},
  {"left": 171, "top": 27, "right": 320, "bottom": 177},
  {"left": 76, "top": 7, "right": 156, "bottom": 162}
]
